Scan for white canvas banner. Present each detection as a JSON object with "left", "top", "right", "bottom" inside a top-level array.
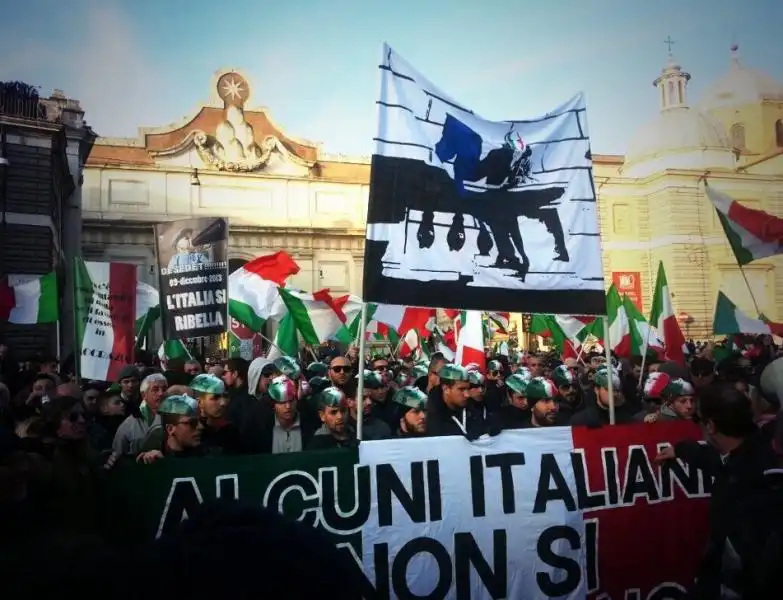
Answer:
[
  {"left": 363, "top": 44, "right": 606, "bottom": 316},
  {"left": 359, "top": 429, "right": 586, "bottom": 599}
]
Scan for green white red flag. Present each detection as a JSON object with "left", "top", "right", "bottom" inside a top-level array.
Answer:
[
  {"left": 649, "top": 261, "right": 687, "bottom": 365},
  {"left": 74, "top": 259, "right": 137, "bottom": 381},
  {"left": 706, "top": 182, "right": 783, "bottom": 266},
  {"left": 0, "top": 272, "right": 58, "bottom": 324},
  {"left": 455, "top": 310, "right": 486, "bottom": 371},
  {"left": 228, "top": 251, "right": 301, "bottom": 332},
  {"left": 713, "top": 291, "right": 783, "bottom": 337}
]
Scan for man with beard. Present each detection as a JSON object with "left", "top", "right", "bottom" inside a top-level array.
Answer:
[
  {"left": 524, "top": 377, "right": 560, "bottom": 427},
  {"left": 570, "top": 366, "right": 634, "bottom": 426},
  {"left": 501, "top": 373, "right": 531, "bottom": 429},
  {"left": 307, "top": 387, "right": 357, "bottom": 450},
  {"left": 552, "top": 364, "right": 584, "bottom": 424},
  {"left": 393, "top": 386, "right": 428, "bottom": 437}
]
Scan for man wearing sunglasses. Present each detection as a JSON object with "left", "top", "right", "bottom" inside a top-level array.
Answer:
[
  {"left": 137, "top": 394, "right": 203, "bottom": 463},
  {"left": 328, "top": 357, "right": 353, "bottom": 388}
]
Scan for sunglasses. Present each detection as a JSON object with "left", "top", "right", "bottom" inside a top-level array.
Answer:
[
  {"left": 490, "top": 370, "right": 501, "bottom": 376},
  {"left": 177, "top": 417, "right": 200, "bottom": 429},
  {"left": 84, "top": 394, "right": 100, "bottom": 401},
  {"left": 331, "top": 366, "right": 352, "bottom": 374}
]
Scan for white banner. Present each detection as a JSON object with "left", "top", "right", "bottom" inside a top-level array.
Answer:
[{"left": 359, "top": 429, "right": 585, "bottom": 599}]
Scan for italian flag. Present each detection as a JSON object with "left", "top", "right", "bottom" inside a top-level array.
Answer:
[
  {"left": 228, "top": 251, "right": 300, "bottom": 332},
  {"left": 706, "top": 182, "right": 783, "bottom": 265},
  {"left": 455, "top": 310, "right": 486, "bottom": 371},
  {"left": 74, "top": 259, "right": 137, "bottom": 381},
  {"left": 530, "top": 314, "right": 593, "bottom": 358},
  {"left": 0, "top": 272, "right": 58, "bottom": 324},
  {"left": 649, "top": 262, "right": 687, "bottom": 365},
  {"left": 158, "top": 339, "right": 193, "bottom": 367},
  {"left": 365, "top": 320, "right": 401, "bottom": 345},
  {"left": 135, "top": 282, "right": 160, "bottom": 342},
  {"left": 487, "top": 311, "right": 510, "bottom": 333},
  {"left": 277, "top": 287, "right": 354, "bottom": 345},
  {"left": 267, "top": 313, "right": 302, "bottom": 359},
  {"left": 622, "top": 295, "right": 664, "bottom": 358},
  {"left": 398, "top": 329, "right": 421, "bottom": 359},
  {"left": 371, "top": 304, "right": 436, "bottom": 338},
  {"left": 605, "top": 284, "right": 633, "bottom": 357},
  {"left": 713, "top": 291, "right": 783, "bottom": 337}
]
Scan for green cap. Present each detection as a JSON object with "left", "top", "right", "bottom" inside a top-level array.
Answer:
[
  {"left": 438, "top": 363, "right": 469, "bottom": 383},
  {"left": 393, "top": 386, "right": 428, "bottom": 410},
  {"left": 268, "top": 375, "right": 297, "bottom": 403},
  {"left": 307, "top": 361, "right": 329, "bottom": 376},
  {"left": 488, "top": 359, "right": 503, "bottom": 372},
  {"left": 526, "top": 377, "right": 558, "bottom": 401},
  {"left": 359, "top": 369, "right": 385, "bottom": 389},
  {"left": 468, "top": 371, "right": 485, "bottom": 386},
  {"left": 666, "top": 378, "right": 694, "bottom": 397},
  {"left": 317, "top": 386, "right": 345, "bottom": 408},
  {"left": 107, "top": 382, "right": 122, "bottom": 394},
  {"left": 190, "top": 373, "right": 225, "bottom": 395},
  {"left": 505, "top": 373, "right": 529, "bottom": 396},
  {"left": 515, "top": 366, "right": 532, "bottom": 381},
  {"left": 395, "top": 372, "right": 410, "bottom": 387},
  {"left": 594, "top": 366, "right": 621, "bottom": 390},
  {"left": 274, "top": 356, "right": 301, "bottom": 380},
  {"left": 552, "top": 365, "right": 576, "bottom": 387},
  {"left": 159, "top": 394, "right": 199, "bottom": 416},
  {"left": 410, "top": 364, "right": 428, "bottom": 380}
]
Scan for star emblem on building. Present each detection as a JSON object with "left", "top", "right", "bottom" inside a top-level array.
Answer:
[{"left": 221, "top": 77, "right": 245, "bottom": 102}]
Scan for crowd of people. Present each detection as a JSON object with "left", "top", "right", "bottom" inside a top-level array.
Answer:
[{"left": 1, "top": 337, "right": 782, "bottom": 597}]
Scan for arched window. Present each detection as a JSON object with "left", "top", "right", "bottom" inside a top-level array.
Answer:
[
  {"left": 776, "top": 119, "right": 783, "bottom": 148},
  {"left": 668, "top": 81, "right": 676, "bottom": 106},
  {"left": 729, "top": 123, "right": 746, "bottom": 150}
]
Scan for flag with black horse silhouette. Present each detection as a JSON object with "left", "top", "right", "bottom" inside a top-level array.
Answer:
[{"left": 363, "top": 44, "right": 606, "bottom": 315}]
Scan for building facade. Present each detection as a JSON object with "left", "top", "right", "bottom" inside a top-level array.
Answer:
[
  {"left": 0, "top": 85, "right": 95, "bottom": 357},
  {"left": 83, "top": 48, "right": 783, "bottom": 343}
]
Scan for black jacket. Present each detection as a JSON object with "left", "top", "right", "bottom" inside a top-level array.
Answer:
[{"left": 678, "top": 433, "right": 783, "bottom": 599}]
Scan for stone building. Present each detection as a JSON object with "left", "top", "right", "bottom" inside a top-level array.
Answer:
[{"left": 0, "top": 85, "right": 95, "bottom": 356}]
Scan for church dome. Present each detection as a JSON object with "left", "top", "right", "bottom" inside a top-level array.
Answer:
[
  {"left": 698, "top": 45, "right": 783, "bottom": 111},
  {"left": 623, "top": 54, "right": 736, "bottom": 178}
]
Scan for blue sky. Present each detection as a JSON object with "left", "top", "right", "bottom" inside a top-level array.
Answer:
[{"left": 1, "top": 0, "right": 781, "bottom": 156}]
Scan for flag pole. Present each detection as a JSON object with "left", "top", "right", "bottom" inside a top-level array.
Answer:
[
  {"left": 71, "top": 257, "right": 82, "bottom": 386},
  {"left": 637, "top": 325, "right": 652, "bottom": 389},
  {"left": 355, "top": 302, "right": 369, "bottom": 441},
  {"left": 602, "top": 315, "right": 615, "bottom": 425},
  {"left": 738, "top": 265, "right": 763, "bottom": 318}
]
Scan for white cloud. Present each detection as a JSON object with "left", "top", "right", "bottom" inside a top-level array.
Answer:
[{"left": 0, "top": 1, "right": 164, "bottom": 138}]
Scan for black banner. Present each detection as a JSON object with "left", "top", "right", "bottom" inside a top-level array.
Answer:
[{"left": 153, "top": 217, "right": 229, "bottom": 338}]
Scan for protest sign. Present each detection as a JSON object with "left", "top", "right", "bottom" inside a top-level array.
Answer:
[
  {"left": 153, "top": 217, "right": 229, "bottom": 338},
  {"left": 102, "top": 422, "right": 710, "bottom": 599}
]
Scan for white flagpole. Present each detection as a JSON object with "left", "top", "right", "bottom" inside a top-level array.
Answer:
[
  {"left": 602, "top": 316, "right": 616, "bottom": 425},
  {"left": 355, "top": 303, "right": 369, "bottom": 441}
]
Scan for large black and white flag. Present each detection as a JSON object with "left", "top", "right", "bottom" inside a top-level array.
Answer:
[{"left": 363, "top": 45, "right": 606, "bottom": 315}]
